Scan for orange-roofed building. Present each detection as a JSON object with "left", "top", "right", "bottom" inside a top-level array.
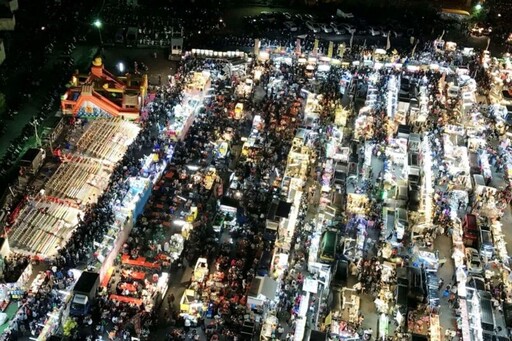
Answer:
[{"left": 60, "top": 57, "right": 148, "bottom": 120}]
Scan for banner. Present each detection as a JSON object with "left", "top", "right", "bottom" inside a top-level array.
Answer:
[
  {"left": 386, "top": 31, "right": 391, "bottom": 50},
  {"left": 327, "top": 41, "right": 334, "bottom": 58},
  {"left": 349, "top": 32, "right": 354, "bottom": 48},
  {"left": 313, "top": 39, "right": 319, "bottom": 55}
]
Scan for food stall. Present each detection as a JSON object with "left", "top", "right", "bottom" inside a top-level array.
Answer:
[
  {"left": 202, "top": 168, "right": 218, "bottom": 191},
  {"left": 346, "top": 194, "right": 369, "bottom": 215},
  {"left": 260, "top": 315, "right": 279, "bottom": 340},
  {"left": 270, "top": 253, "right": 288, "bottom": 281},
  {"left": 340, "top": 288, "right": 360, "bottom": 325},
  {"left": 407, "top": 306, "right": 433, "bottom": 336},
  {"left": 354, "top": 115, "right": 375, "bottom": 140},
  {"left": 168, "top": 234, "right": 185, "bottom": 261},
  {"left": 247, "top": 276, "right": 278, "bottom": 315},
  {"left": 329, "top": 319, "right": 359, "bottom": 340},
  {"left": 386, "top": 138, "right": 408, "bottom": 166},
  {"left": 490, "top": 220, "right": 509, "bottom": 262},
  {"left": 233, "top": 102, "right": 245, "bottom": 120},
  {"left": 5, "top": 263, "right": 32, "bottom": 301},
  {"left": 180, "top": 288, "right": 204, "bottom": 322},
  {"left": 334, "top": 104, "right": 348, "bottom": 127},
  {"left": 185, "top": 71, "right": 211, "bottom": 95},
  {"left": 193, "top": 258, "right": 209, "bottom": 283}
]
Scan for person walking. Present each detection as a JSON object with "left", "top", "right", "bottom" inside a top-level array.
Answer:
[{"left": 168, "top": 292, "right": 175, "bottom": 309}]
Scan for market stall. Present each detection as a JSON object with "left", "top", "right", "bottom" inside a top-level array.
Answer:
[
  {"left": 354, "top": 115, "right": 375, "bottom": 140},
  {"left": 184, "top": 71, "right": 211, "bottom": 95},
  {"left": 293, "top": 292, "right": 310, "bottom": 341},
  {"left": 75, "top": 118, "right": 140, "bottom": 164},
  {"left": 340, "top": 288, "right": 360, "bottom": 325},
  {"left": 8, "top": 197, "right": 82, "bottom": 257},
  {"left": 346, "top": 194, "right": 369, "bottom": 215},
  {"left": 180, "top": 288, "right": 204, "bottom": 319},
  {"left": 45, "top": 156, "right": 110, "bottom": 205}
]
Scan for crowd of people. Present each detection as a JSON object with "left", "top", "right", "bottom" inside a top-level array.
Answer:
[
  {"left": 2, "top": 10, "right": 512, "bottom": 340},
  {"left": 3, "top": 268, "right": 76, "bottom": 339}
]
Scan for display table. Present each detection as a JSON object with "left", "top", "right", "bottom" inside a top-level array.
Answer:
[
  {"left": 346, "top": 194, "right": 369, "bottom": 215},
  {"left": 260, "top": 315, "right": 278, "bottom": 340},
  {"left": 430, "top": 314, "right": 441, "bottom": 341},
  {"left": 122, "top": 270, "right": 146, "bottom": 280},
  {"left": 121, "top": 255, "right": 161, "bottom": 269},
  {"left": 120, "top": 283, "right": 137, "bottom": 292},
  {"left": 110, "top": 294, "right": 143, "bottom": 306}
]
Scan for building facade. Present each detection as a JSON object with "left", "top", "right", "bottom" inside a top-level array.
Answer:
[{"left": 60, "top": 57, "right": 148, "bottom": 120}]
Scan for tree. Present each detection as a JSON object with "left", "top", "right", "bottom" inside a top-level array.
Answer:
[
  {"left": 62, "top": 318, "right": 78, "bottom": 337},
  {"left": 0, "top": 92, "right": 6, "bottom": 115}
]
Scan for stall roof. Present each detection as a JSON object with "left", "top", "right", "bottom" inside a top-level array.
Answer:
[
  {"left": 310, "top": 331, "right": 327, "bottom": 341},
  {"left": 276, "top": 201, "right": 291, "bottom": 218},
  {"left": 220, "top": 196, "right": 239, "bottom": 209},
  {"left": 248, "top": 276, "right": 278, "bottom": 301},
  {"left": 398, "top": 124, "right": 411, "bottom": 135},
  {"left": 411, "top": 335, "right": 428, "bottom": 341},
  {"left": 267, "top": 200, "right": 292, "bottom": 220},
  {"left": 466, "top": 276, "right": 485, "bottom": 291},
  {"left": 479, "top": 293, "right": 495, "bottom": 330},
  {"left": 20, "top": 148, "right": 42, "bottom": 167},
  {"left": 448, "top": 134, "right": 466, "bottom": 147},
  {"left": 241, "top": 324, "right": 254, "bottom": 336}
]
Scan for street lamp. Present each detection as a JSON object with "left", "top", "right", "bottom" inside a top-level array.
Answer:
[
  {"left": 93, "top": 19, "right": 103, "bottom": 45},
  {"left": 475, "top": 3, "right": 482, "bottom": 11}
]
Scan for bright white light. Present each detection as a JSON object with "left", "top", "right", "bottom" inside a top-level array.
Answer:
[
  {"left": 173, "top": 220, "right": 186, "bottom": 226},
  {"left": 475, "top": 3, "right": 482, "bottom": 11},
  {"left": 94, "top": 19, "right": 102, "bottom": 28},
  {"left": 117, "top": 62, "right": 125, "bottom": 73}
]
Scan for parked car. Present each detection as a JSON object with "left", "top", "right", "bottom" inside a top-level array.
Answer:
[
  {"left": 369, "top": 27, "right": 381, "bottom": 36},
  {"left": 471, "top": 23, "right": 492, "bottom": 36},
  {"left": 259, "top": 12, "right": 276, "bottom": 22},
  {"left": 284, "top": 21, "right": 298, "bottom": 32},
  {"left": 465, "top": 247, "right": 483, "bottom": 274},
  {"left": 336, "top": 9, "right": 354, "bottom": 19},
  {"left": 330, "top": 22, "right": 345, "bottom": 35},
  {"left": 342, "top": 23, "right": 356, "bottom": 34},
  {"left": 306, "top": 21, "right": 321, "bottom": 33},
  {"left": 320, "top": 23, "right": 333, "bottom": 33},
  {"left": 392, "top": 30, "right": 403, "bottom": 38}
]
